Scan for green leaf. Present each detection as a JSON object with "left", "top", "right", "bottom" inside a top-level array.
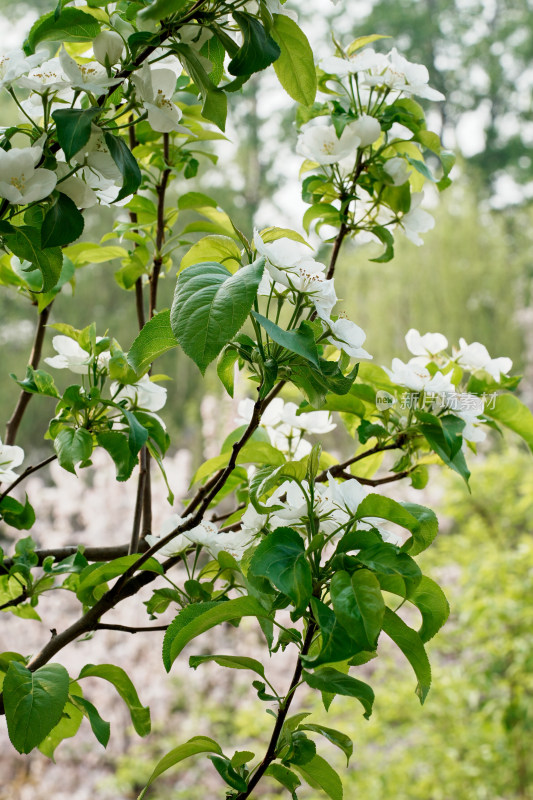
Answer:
[
  {"left": 356, "top": 494, "right": 438, "bottom": 556},
  {"left": 228, "top": 12, "right": 281, "bottom": 76},
  {"left": 5, "top": 227, "right": 62, "bottom": 293},
  {"left": 127, "top": 309, "right": 177, "bottom": 374},
  {"left": 217, "top": 347, "right": 239, "bottom": 397},
  {"left": 249, "top": 527, "right": 312, "bottom": 615},
  {"left": 382, "top": 607, "right": 431, "bottom": 703},
  {"left": 163, "top": 597, "right": 268, "bottom": 671},
  {"left": 54, "top": 427, "right": 93, "bottom": 474},
  {"left": 271, "top": 15, "right": 316, "bottom": 105},
  {"left": 300, "top": 724, "right": 353, "bottom": 766},
  {"left": 408, "top": 576, "right": 450, "bottom": 642},
  {"left": 302, "top": 667, "right": 374, "bottom": 719},
  {"left": 191, "top": 440, "right": 285, "bottom": 485},
  {"left": 138, "top": 0, "right": 190, "bottom": 22},
  {"left": 38, "top": 686, "right": 84, "bottom": 759},
  {"left": 96, "top": 431, "right": 136, "bottom": 481},
  {"left": 121, "top": 408, "right": 149, "bottom": 456},
  {"left": 189, "top": 654, "right": 266, "bottom": 680},
  {"left": 51, "top": 108, "right": 100, "bottom": 161},
  {"left": 42, "top": 193, "right": 84, "bottom": 248},
  {"left": 251, "top": 312, "right": 319, "bottom": 366},
  {"left": 170, "top": 258, "right": 265, "bottom": 374},
  {"left": 294, "top": 754, "right": 344, "bottom": 800},
  {"left": 76, "top": 555, "right": 162, "bottom": 606},
  {"left": 416, "top": 411, "right": 470, "bottom": 484},
  {"left": 304, "top": 598, "right": 363, "bottom": 667},
  {"left": 330, "top": 569, "right": 385, "bottom": 650},
  {"left": 12, "top": 366, "right": 59, "bottom": 398},
  {"left": 0, "top": 496, "right": 35, "bottom": 530},
  {"left": 4, "top": 662, "right": 70, "bottom": 754},
  {"left": 180, "top": 235, "right": 242, "bottom": 273},
  {"left": 173, "top": 43, "right": 227, "bottom": 130},
  {"left": 370, "top": 225, "right": 395, "bottom": 263},
  {"left": 209, "top": 754, "right": 247, "bottom": 791},
  {"left": 485, "top": 393, "right": 533, "bottom": 452},
  {"left": 78, "top": 664, "right": 151, "bottom": 736},
  {"left": 70, "top": 695, "right": 110, "bottom": 747},
  {"left": 138, "top": 736, "right": 222, "bottom": 800},
  {"left": 265, "top": 763, "right": 301, "bottom": 797},
  {"left": 355, "top": 542, "right": 421, "bottom": 594},
  {"left": 104, "top": 133, "right": 142, "bottom": 202},
  {"left": 25, "top": 8, "right": 100, "bottom": 54}
]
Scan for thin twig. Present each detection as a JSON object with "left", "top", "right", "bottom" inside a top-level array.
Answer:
[
  {"left": 235, "top": 620, "right": 317, "bottom": 800},
  {"left": 0, "top": 590, "right": 28, "bottom": 611},
  {"left": 149, "top": 133, "right": 171, "bottom": 318},
  {"left": 129, "top": 455, "right": 147, "bottom": 555},
  {"left": 0, "top": 454, "right": 57, "bottom": 502},
  {"left": 94, "top": 623, "right": 168, "bottom": 634},
  {"left": 316, "top": 442, "right": 401, "bottom": 482},
  {"left": 5, "top": 303, "right": 53, "bottom": 445}
]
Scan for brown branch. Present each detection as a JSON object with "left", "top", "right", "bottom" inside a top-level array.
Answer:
[
  {"left": 316, "top": 442, "right": 401, "bottom": 482},
  {"left": 322, "top": 468, "right": 413, "bottom": 486},
  {"left": 235, "top": 620, "right": 317, "bottom": 800},
  {"left": 0, "top": 590, "right": 28, "bottom": 611},
  {"left": 129, "top": 453, "right": 147, "bottom": 555},
  {"left": 149, "top": 133, "right": 171, "bottom": 318},
  {"left": 0, "top": 454, "right": 56, "bottom": 502},
  {"left": 2, "top": 544, "right": 141, "bottom": 571},
  {"left": 1, "top": 382, "right": 285, "bottom": 684},
  {"left": 94, "top": 623, "right": 168, "bottom": 634},
  {"left": 128, "top": 119, "right": 147, "bottom": 332},
  {"left": 5, "top": 303, "right": 53, "bottom": 445}
]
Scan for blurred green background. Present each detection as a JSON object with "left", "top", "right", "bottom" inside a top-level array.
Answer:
[{"left": 0, "top": 0, "right": 532, "bottom": 797}]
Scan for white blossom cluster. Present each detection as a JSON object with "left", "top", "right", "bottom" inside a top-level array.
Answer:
[
  {"left": 384, "top": 328, "right": 513, "bottom": 443},
  {"left": 296, "top": 45, "right": 446, "bottom": 247},
  {"left": 254, "top": 230, "right": 372, "bottom": 361}
]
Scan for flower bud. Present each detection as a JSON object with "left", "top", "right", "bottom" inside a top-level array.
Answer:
[{"left": 93, "top": 31, "right": 124, "bottom": 67}]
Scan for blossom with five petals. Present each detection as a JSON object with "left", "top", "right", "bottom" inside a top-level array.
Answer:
[
  {"left": 384, "top": 357, "right": 455, "bottom": 392},
  {"left": 131, "top": 64, "right": 183, "bottom": 133},
  {"left": 454, "top": 338, "right": 512, "bottom": 381},
  {"left": 45, "top": 335, "right": 108, "bottom": 374},
  {"left": 296, "top": 122, "right": 361, "bottom": 165},
  {"left": 0, "top": 50, "right": 43, "bottom": 91},
  {"left": 0, "top": 142, "right": 57, "bottom": 205},
  {"left": 112, "top": 374, "right": 167, "bottom": 412},
  {"left": 59, "top": 47, "right": 123, "bottom": 96},
  {"left": 405, "top": 328, "right": 448, "bottom": 358}
]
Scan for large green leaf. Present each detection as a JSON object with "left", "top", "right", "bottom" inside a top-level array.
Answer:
[
  {"left": 271, "top": 15, "right": 316, "bottom": 105},
  {"left": 330, "top": 569, "right": 385, "bottom": 650},
  {"left": 0, "top": 496, "right": 36, "bottom": 530},
  {"left": 180, "top": 235, "right": 242, "bottom": 273},
  {"left": 302, "top": 667, "right": 374, "bottom": 719},
  {"left": 104, "top": 133, "right": 142, "bottom": 202},
  {"left": 251, "top": 312, "right": 319, "bottom": 366},
  {"left": 416, "top": 411, "right": 470, "bottom": 484},
  {"left": 303, "top": 598, "right": 364, "bottom": 668},
  {"left": 248, "top": 527, "right": 312, "bottom": 615},
  {"left": 355, "top": 542, "right": 421, "bottom": 594},
  {"left": 127, "top": 309, "right": 177, "bottom": 374},
  {"left": 5, "top": 227, "right": 63, "bottom": 293},
  {"left": 228, "top": 12, "right": 281, "bottom": 76},
  {"left": 78, "top": 664, "right": 151, "bottom": 736},
  {"left": 24, "top": 8, "right": 100, "bottom": 54},
  {"left": 38, "top": 686, "right": 84, "bottom": 759},
  {"left": 382, "top": 607, "right": 432, "bottom": 703},
  {"left": 173, "top": 43, "right": 228, "bottom": 130},
  {"left": 163, "top": 597, "right": 268, "bottom": 671},
  {"left": 170, "top": 259, "right": 264, "bottom": 374},
  {"left": 54, "top": 427, "right": 93, "bottom": 474},
  {"left": 42, "top": 193, "right": 84, "bottom": 247},
  {"left": 486, "top": 393, "right": 533, "bottom": 452},
  {"left": 96, "top": 432, "right": 137, "bottom": 482},
  {"left": 76, "top": 555, "right": 163, "bottom": 605},
  {"left": 52, "top": 108, "right": 100, "bottom": 161},
  {"left": 356, "top": 494, "right": 438, "bottom": 555},
  {"left": 4, "top": 662, "right": 70, "bottom": 754},
  {"left": 294, "top": 754, "right": 343, "bottom": 800},
  {"left": 138, "top": 736, "right": 222, "bottom": 800}
]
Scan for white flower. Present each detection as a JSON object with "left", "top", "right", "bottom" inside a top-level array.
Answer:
[
  {"left": 45, "top": 335, "right": 108, "bottom": 374},
  {"left": 349, "top": 114, "right": 381, "bottom": 147},
  {"left": 131, "top": 64, "right": 182, "bottom": 133},
  {"left": 59, "top": 47, "right": 122, "bottom": 96},
  {"left": 405, "top": 328, "right": 448, "bottom": 358},
  {"left": 145, "top": 514, "right": 191, "bottom": 557},
  {"left": 0, "top": 50, "right": 43, "bottom": 91},
  {"left": 0, "top": 439, "right": 24, "bottom": 483},
  {"left": 384, "top": 357, "right": 455, "bottom": 392},
  {"left": 455, "top": 338, "right": 512, "bottom": 381},
  {"left": 361, "top": 47, "right": 445, "bottom": 102},
  {"left": 456, "top": 409, "right": 487, "bottom": 444},
  {"left": 237, "top": 397, "right": 284, "bottom": 429},
  {"left": 56, "top": 162, "right": 98, "bottom": 209},
  {"left": 296, "top": 122, "right": 361, "bottom": 165},
  {"left": 0, "top": 143, "right": 57, "bottom": 204},
  {"left": 324, "top": 316, "right": 372, "bottom": 360},
  {"left": 280, "top": 402, "right": 336, "bottom": 435},
  {"left": 321, "top": 48, "right": 388, "bottom": 78},
  {"left": 74, "top": 126, "right": 121, "bottom": 182},
  {"left": 93, "top": 31, "right": 124, "bottom": 67},
  {"left": 384, "top": 156, "right": 410, "bottom": 186},
  {"left": 399, "top": 192, "right": 435, "bottom": 246},
  {"left": 17, "top": 57, "right": 71, "bottom": 93},
  {"left": 112, "top": 374, "right": 167, "bottom": 412}
]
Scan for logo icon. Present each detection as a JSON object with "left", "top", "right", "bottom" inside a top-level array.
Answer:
[{"left": 376, "top": 390, "right": 396, "bottom": 409}]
